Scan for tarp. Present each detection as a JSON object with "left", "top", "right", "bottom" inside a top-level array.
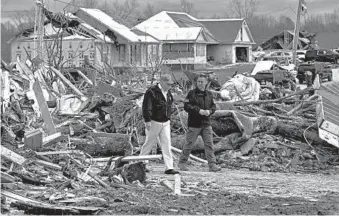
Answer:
[
  {"left": 251, "top": 60, "right": 275, "bottom": 75},
  {"left": 220, "top": 74, "right": 260, "bottom": 102}
]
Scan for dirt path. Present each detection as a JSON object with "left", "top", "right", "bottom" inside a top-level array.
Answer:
[{"left": 101, "top": 163, "right": 339, "bottom": 215}]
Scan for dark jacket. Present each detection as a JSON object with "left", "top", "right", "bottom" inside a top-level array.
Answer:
[
  {"left": 184, "top": 88, "right": 216, "bottom": 128},
  {"left": 142, "top": 84, "right": 173, "bottom": 123}
]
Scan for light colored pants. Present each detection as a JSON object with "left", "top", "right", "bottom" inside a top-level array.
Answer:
[{"left": 140, "top": 120, "right": 174, "bottom": 170}]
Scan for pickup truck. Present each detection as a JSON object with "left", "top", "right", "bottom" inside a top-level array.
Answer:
[
  {"left": 297, "top": 62, "right": 335, "bottom": 84},
  {"left": 305, "top": 49, "right": 339, "bottom": 64}
]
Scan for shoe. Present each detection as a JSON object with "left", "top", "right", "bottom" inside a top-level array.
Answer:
[
  {"left": 209, "top": 163, "right": 221, "bottom": 172},
  {"left": 164, "top": 169, "right": 180, "bottom": 175},
  {"left": 178, "top": 162, "right": 189, "bottom": 171}
]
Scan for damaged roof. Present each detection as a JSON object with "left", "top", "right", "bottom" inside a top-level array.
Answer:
[
  {"left": 78, "top": 8, "right": 157, "bottom": 43},
  {"left": 10, "top": 7, "right": 158, "bottom": 44},
  {"left": 134, "top": 11, "right": 254, "bottom": 44}
]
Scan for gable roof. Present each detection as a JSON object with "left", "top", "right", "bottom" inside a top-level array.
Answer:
[
  {"left": 199, "top": 20, "right": 244, "bottom": 44},
  {"left": 78, "top": 8, "right": 158, "bottom": 43},
  {"left": 134, "top": 11, "right": 255, "bottom": 44},
  {"left": 143, "top": 27, "right": 202, "bottom": 41}
]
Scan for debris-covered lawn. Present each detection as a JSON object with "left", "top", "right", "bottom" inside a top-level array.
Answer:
[{"left": 1, "top": 59, "right": 339, "bottom": 215}]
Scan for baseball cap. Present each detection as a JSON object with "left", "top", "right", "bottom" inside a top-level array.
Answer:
[{"left": 160, "top": 74, "right": 174, "bottom": 85}]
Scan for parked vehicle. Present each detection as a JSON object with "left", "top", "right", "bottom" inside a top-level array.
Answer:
[
  {"left": 297, "top": 62, "right": 334, "bottom": 84},
  {"left": 304, "top": 49, "right": 339, "bottom": 64},
  {"left": 262, "top": 51, "right": 292, "bottom": 64},
  {"left": 296, "top": 50, "right": 307, "bottom": 61}
]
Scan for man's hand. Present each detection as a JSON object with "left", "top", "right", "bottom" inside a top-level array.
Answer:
[
  {"left": 199, "top": 110, "right": 210, "bottom": 116},
  {"left": 145, "top": 122, "right": 151, "bottom": 131}
]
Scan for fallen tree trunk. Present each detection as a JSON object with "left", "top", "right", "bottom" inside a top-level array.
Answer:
[{"left": 72, "top": 134, "right": 132, "bottom": 156}]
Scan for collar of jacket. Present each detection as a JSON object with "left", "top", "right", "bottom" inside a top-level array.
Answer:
[
  {"left": 194, "top": 88, "right": 206, "bottom": 94},
  {"left": 155, "top": 84, "right": 171, "bottom": 95}
]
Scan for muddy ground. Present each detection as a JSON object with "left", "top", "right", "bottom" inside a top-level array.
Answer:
[{"left": 98, "top": 161, "right": 339, "bottom": 215}]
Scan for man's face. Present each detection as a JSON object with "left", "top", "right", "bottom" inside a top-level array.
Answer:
[
  {"left": 160, "top": 80, "right": 173, "bottom": 91},
  {"left": 196, "top": 77, "right": 208, "bottom": 91}
]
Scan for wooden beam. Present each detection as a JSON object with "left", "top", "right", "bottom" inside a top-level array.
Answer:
[
  {"left": 42, "top": 132, "right": 66, "bottom": 147},
  {"left": 50, "top": 66, "right": 84, "bottom": 96},
  {"left": 85, "top": 154, "right": 163, "bottom": 163},
  {"left": 24, "top": 129, "right": 43, "bottom": 151},
  {"left": 76, "top": 70, "right": 93, "bottom": 85},
  {"left": 171, "top": 146, "right": 208, "bottom": 164},
  {"left": 33, "top": 80, "right": 56, "bottom": 135},
  {"left": 89, "top": 81, "right": 123, "bottom": 97},
  {"left": 88, "top": 132, "right": 129, "bottom": 139},
  {"left": 1, "top": 190, "right": 103, "bottom": 214},
  {"left": 1, "top": 171, "right": 16, "bottom": 183},
  {"left": 36, "top": 150, "right": 84, "bottom": 156},
  {"left": 0, "top": 145, "right": 26, "bottom": 165},
  {"left": 34, "top": 159, "right": 62, "bottom": 171}
]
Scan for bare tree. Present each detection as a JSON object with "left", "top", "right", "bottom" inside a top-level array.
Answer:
[
  {"left": 66, "top": 0, "right": 100, "bottom": 12},
  {"left": 229, "top": 0, "right": 259, "bottom": 20},
  {"left": 180, "top": 0, "right": 198, "bottom": 16},
  {"left": 10, "top": 7, "right": 36, "bottom": 32},
  {"left": 142, "top": 2, "right": 155, "bottom": 20},
  {"left": 99, "top": 0, "right": 140, "bottom": 27}
]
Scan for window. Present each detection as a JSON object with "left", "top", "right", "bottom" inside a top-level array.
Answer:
[
  {"left": 89, "top": 52, "right": 94, "bottom": 59},
  {"left": 118, "top": 45, "right": 126, "bottom": 62},
  {"left": 135, "top": 44, "right": 141, "bottom": 63},
  {"left": 79, "top": 60, "right": 84, "bottom": 67},
  {"left": 196, "top": 44, "right": 205, "bottom": 57},
  {"left": 79, "top": 51, "right": 84, "bottom": 59},
  {"left": 16, "top": 52, "right": 22, "bottom": 60}
]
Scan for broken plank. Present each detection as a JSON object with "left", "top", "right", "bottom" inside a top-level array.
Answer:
[
  {"left": 1, "top": 171, "right": 16, "bottom": 183},
  {"left": 171, "top": 146, "right": 208, "bottom": 164},
  {"left": 50, "top": 66, "right": 84, "bottom": 96},
  {"left": 85, "top": 154, "right": 163, "bottom": 163},
  {"left": 76, "top": 69, "right": 93, "bottom": 85},
  {"left": 34, "top": 159, "right": 62, "bottom": 171},
  {"left": 88, "top": 132, "right": 129, "bottom": 139},
  {"left": 36, "top": 150, "right": 84, "bottom": 156},
  {"left": 42, "top": 132, "right": 66, "bottom": 147},
  {"left": 58, "top": 196, "right": 107, "bottom": 203},
  {"left": 24, "top": 129, "right": 43, "bottom": 151},
  {"left": 0, "top": 145, "right": 26, "bottom": 165},
  {"left": 33, "top": 80, "right": 56, "bottom": 135},
  {"left": 89, "top": 81, "right": 123, "bottom": 97},
  {"left": 1, "top": 190, "right": 103, "bottom": 214}
]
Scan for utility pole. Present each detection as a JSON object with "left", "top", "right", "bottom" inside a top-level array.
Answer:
[
  {"left": 292, "top": 0, "right": 302, "bottom": 64},
  {"left": 33, "top": 0, "right": 44, "bottom": 65}
]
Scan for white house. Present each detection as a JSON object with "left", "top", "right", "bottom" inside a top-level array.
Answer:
[
  {"left": 9, "top": 8, "right": 160, "bottom": 71},
  {"left": 134, "top": 11, "right": 255, "bottom": 69}
]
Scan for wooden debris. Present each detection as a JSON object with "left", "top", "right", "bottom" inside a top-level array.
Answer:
[
  {"left": 24, "top": 128, "right": 43, "bottom": 150},
  {"left": 50, "top": 66, "right": 84, "bottom": 96},
  {"left": 88, "top": 132, "right": 129, "bottom": 139},
  {"left": 0, "top": 145, "right": 26, "bottom": 165},
  {"left": 76, "top": 69, "right": 93, "bottom": 85},
  {"left": 1, "top": 190, "right": 104, "bottom": 215},
  {"left": 58, "top": 196, "right": 107, "bottom": 203},
  {"left": 171, "top": 146, "right": 208, "bottom": 164},
  {"left": 34, "top": 159, "right": 62, "bottom": 171},
  {"left": 32, "top": 80, "right": 57, "bottom": 135},
  {"left": 174, "top": 174, "right": 181, "bottom": 195},
  {"left": 35, "top": 150, "right": 84, "bottom": 156},
  {"left": 90, "top": 81, "right": 123, "bottom": 97},
  {"left": 42, "top": 132, "right": 66, "bottom": 147},
  {"left": 85, "top": 154, "right": 163, "bottom": 163},
  {"left": 1, "top": 171, "right": 16, "bottom": 183}
]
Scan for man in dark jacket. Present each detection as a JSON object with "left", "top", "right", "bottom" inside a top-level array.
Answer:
[
  {"left": 140, "top": 74, "right": 179, "bottom": 175},
  {"left": 178, "top": 74, "right": 221, "bottom": 172}
]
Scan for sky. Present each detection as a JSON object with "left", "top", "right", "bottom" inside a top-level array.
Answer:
[{"left": 1, "top": 0, "right": 338, "bottom": 23}]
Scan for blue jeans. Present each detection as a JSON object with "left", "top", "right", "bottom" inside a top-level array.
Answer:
[{"left": 179, "top": 126, "right": 217, "bottom": 164}]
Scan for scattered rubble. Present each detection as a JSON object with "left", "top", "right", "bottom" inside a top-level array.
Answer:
[{"left": 1, "top": 58, "right": 338, "bottom": 215}]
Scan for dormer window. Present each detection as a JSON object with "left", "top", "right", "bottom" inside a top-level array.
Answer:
[
  {"left": 69, "top": 42, "right": 72, "bottom": 49},
  {"left": 17, "top": 45, "right": 20, "bottom": 50}
]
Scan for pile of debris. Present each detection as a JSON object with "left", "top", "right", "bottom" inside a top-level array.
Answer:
[{"left": 1, "top": 59, "right": 338, "bottom": 214}]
